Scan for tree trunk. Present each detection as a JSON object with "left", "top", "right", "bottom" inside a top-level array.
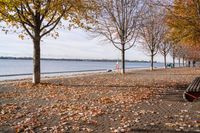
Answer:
[
  {"left": 173, "top": 56, "right": 175, "bottom": 68},
  {"left": 33, "top": 38, "right": 41, "bottom": 84},
  {"left": 151, "top": 54, "right": 154, "bottom": 70},
  {"left": 164, "top": 54, "right": 167, "bottom": 69},
  {"left": 183, "top": 58, "right": 185, "bottom": 66},
  {"left": 192, "top": 60, "right": 195, "bottom": 67},
  {"left": 121, "top": 45, "right": 125, "bottom": 74},
  {"left": 178, "top": 58, "right": 180, "bottom": 67},
  {"left": 188, "top": 60, "right": 191, "bottom": 67}
]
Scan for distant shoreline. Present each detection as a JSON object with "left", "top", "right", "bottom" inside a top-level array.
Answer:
[
  {"left": 0, "top": 67, "right": 151, "bottom": 83},
  {"left": 0, "top": 56, "right": 157, "bottom": 63}
]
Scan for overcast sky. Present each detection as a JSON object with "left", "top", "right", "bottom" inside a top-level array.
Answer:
[{"left": 0, "top": 28, "right": 174, "bottom": 63}]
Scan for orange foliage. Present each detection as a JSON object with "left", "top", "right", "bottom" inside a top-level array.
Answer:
[{"left": 166, "top": 0, "right": 200, "bottom": 45}]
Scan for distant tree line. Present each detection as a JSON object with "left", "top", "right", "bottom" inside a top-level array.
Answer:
[{"left": 0, "top": 56, "right": 152, "bottom": 63}]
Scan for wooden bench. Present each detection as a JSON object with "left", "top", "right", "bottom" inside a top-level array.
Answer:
[{"left": 183, "top": 77, "right": 200, "bottom": 102}]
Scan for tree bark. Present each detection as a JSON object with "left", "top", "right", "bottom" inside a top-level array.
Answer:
[
  {"left": 173, "top": 56, "right": 175, "bottom": 68},
  {"left": 178, "top": 58, "right": 180, "bottom": 67},
  {"left": 188, "top": 60, "right": 191, "bottom": 67},
  {"left": 151, "top": 54, "right": 154, "bottom": 70},
  {"left": 33, "top": 38, "right": 41, "bottom": 84},
  {"left": 164, "top": 54, "right": 167, "bottom": 69},
  {"left": 121, "top": 44, "right": 125, "bottom": 74},
  {"left": 192, "top": 60, "right": 195, "bottom": 67}
]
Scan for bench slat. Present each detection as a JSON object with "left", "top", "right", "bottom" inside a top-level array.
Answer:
[
  {"left": 194, "top": 78, "right": 200, "bottom": 92},
  {"left": 186, "top": 77, "right": 200, "bottom": 92},
  {"left": 195, "top": 78, "right": 200, "bottom": 92},
  {"left": 192, "top": 78, "right": 199, "bottom": 92},
  {"left": 183, "top": 77, "right": 200, "bottom": 102}
]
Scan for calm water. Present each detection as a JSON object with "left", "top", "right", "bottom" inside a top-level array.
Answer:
[{"left": 0, "top": 59, "right": 165, "bottom": 80}]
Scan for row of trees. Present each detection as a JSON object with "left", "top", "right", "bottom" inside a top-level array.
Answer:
[
  {"left": 0, "top": 0, "right": 199, "bottom": 84},
  {"left": 163, "top": 0, "right": 200, "bottom": 66},
  {"left": 139, "top": 0, "right": 200, "bottom": 70}
]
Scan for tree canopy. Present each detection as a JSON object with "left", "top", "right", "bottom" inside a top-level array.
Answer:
[
  {"left": 89, "top": 0, "right": 146, "bottom": 73},
  {"left": 0, "top": 0, "right": 91, "bottom": 38},
  {"left": 166, "top": 0, "right": 200, "bottom": 45},
  {"left": 0, "top": 0, "right": 94, "bottom": 84}
]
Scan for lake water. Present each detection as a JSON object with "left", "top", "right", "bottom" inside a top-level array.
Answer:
[{"left": 0, "top": 59, "right": 165, "bottom": 81}]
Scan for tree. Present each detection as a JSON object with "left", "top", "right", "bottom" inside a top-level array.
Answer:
[
  {"left": 0, "top": 0, "right": 88, "bottom": 84},
  {"left": 169, "top": 43, "right": 179, "bottom": 67},
  {"left": 90, "top": 0, "right": 146, "bottom": 74},
  {"left": 139, "top": 4, "right": 166, "bottom": 70},
  {"left": 182, "top": 45, "right": 200, "bottom": 65},
  {"left": 159, "top": 40, "right": 171, "bottom": 68},
  {"left": 152, "top": 0, "right": 200, "bottom": 68},
  {"left": 175, "top": 45, "right": 184, "bottom": 67},
  {"left": 166, "top": 0, "right": 200, "bottom": 45}
]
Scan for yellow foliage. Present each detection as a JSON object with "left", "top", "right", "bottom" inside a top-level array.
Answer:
[
  {"left": 166, "top": 0, "right": 200, "bottom": 45},
  {"left": 0, "top": 0, "right": 97, "bottom": 38}
]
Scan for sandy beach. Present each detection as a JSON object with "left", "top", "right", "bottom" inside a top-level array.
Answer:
[{"left": 0, "top": 68, "right": 200, "bottom": 132}]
